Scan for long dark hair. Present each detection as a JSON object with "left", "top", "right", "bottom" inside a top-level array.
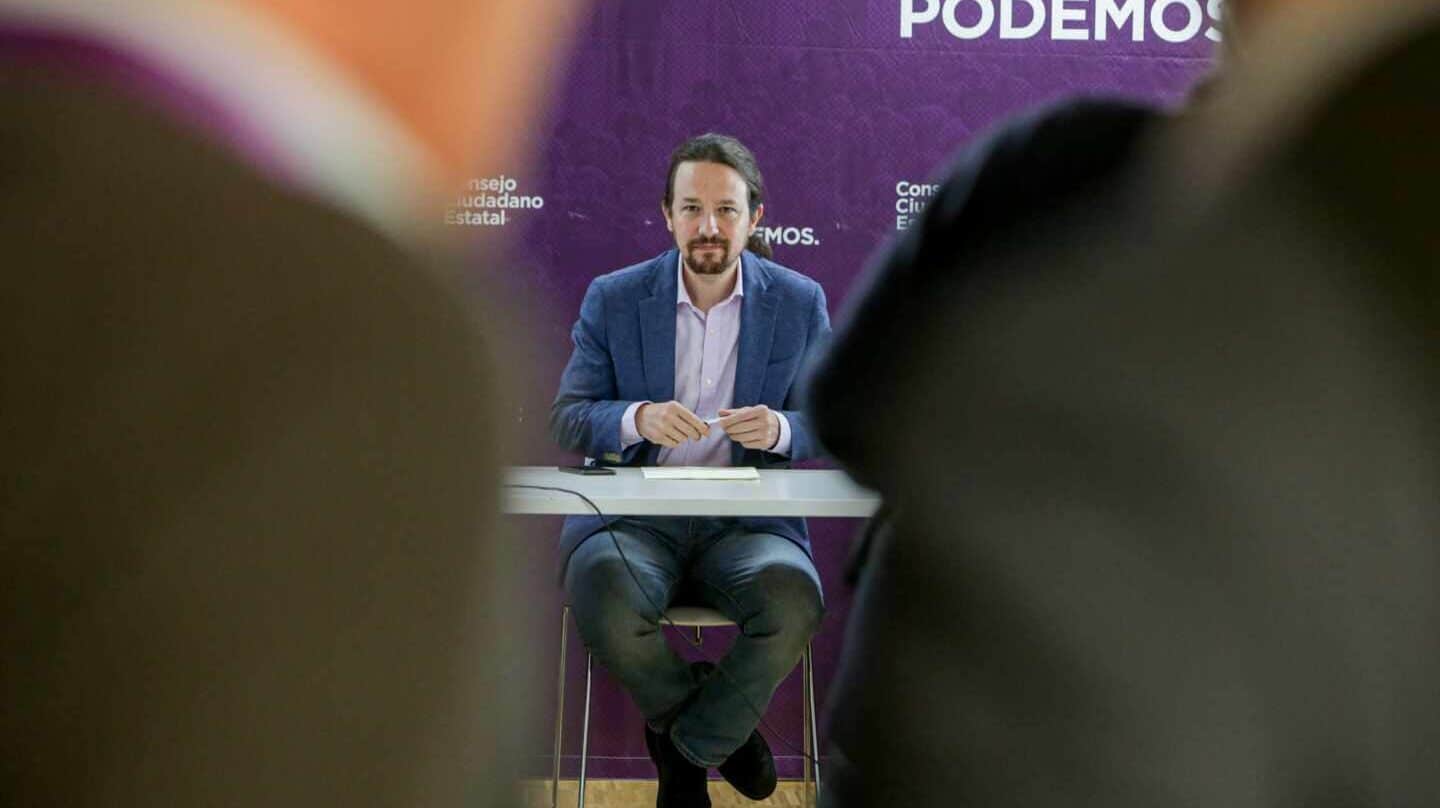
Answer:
[{"left": 663, "top": 133, "right": 772, "bottom": 259}]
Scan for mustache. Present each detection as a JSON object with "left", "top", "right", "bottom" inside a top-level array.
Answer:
[{"left": 688, "top": 238, "right": 728, "bottom": 249}]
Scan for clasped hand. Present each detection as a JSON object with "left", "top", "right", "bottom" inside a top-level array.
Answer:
[{"left": 636, "top": 401, "right": 779, "bottom": 450}]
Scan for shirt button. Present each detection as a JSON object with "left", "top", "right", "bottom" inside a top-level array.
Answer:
[{"left": 706, "top": 378, "right": 713, "bottom": 386}]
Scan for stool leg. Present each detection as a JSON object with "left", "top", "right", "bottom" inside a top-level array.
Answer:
[
  {"left": 552, "top": 606, "right": 570, "bottom": 808},
  {"left": 802, "top": 654, "right": 812, "bottom": 797},
  {"left": 577, "top": 652, "right": 594, "bottom": 808},
  {"left": 804, "top": 643, "right": 820, "bottom": 806}
]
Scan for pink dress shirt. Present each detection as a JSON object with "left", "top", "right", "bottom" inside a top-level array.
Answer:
[{"left": 619, "top": 256, "right": 792, "bottom": 466}]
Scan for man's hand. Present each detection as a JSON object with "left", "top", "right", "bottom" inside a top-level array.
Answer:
[
  {"left": 717, "top": 405, "right": 780, "bottom": 450},
  {"left": 636, "top": 401, "right": 710, "bottom": 448}
]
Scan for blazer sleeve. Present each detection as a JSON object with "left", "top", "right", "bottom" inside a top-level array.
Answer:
[
  {"left": 775, "top": 281, "right": 831, "bottom": 462},
  {"left": 548, "top": 279, "right": 641, "bottom": 462}
]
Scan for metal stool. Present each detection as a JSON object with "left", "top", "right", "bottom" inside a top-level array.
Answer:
[{"left": 552, "top": 604, "right": 819, "bottom": 808}]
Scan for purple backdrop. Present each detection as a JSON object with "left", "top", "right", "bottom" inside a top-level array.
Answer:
[{"left": 477, "top": 0, "right": 1216, "bottom": 780}]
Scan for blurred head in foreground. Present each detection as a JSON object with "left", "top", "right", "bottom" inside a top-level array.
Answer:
[
  {"left": 839, "top": 3, "right": 1439, "bottom": 805},
  {"left": 0, "top": 0, "right": 582, "bottom": 805}
]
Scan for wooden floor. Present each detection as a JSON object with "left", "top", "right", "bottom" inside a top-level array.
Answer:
[{"left": 520, "top": 779, "right": 816, "bottom": 807}]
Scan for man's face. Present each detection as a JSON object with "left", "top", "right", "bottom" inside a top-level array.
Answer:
[{"left": 664, "top": 161, "right": 763, "bottom": 276}]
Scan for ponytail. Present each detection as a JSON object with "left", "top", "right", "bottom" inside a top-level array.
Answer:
[{"left": 746, "top": 233, "right": 773, "bottom": 260}]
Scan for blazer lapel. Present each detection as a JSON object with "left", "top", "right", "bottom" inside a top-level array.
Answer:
[
  {"left": 638, "top": 251, "right": 677, "bottom": 404},
  {"left": 732, "top": 251, "right": 777, "bottom": 410}
]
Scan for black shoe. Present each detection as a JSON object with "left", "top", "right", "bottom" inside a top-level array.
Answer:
[
  {"left": 644, "top": 725, "right": 711, "bottom": 808},
  {"left": 717, "top": 729, "right": 777, "bottom": 801}
]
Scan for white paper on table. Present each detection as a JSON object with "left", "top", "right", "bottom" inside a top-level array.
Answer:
[{"left": 641, "top": 466, "right": 760, "bottom": 481}]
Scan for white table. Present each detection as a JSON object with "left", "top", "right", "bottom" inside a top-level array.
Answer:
[{"left": 503, "top": 466, "right": 880, "bottom": 517}]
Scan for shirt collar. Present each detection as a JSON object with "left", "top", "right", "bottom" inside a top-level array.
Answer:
[
  {"left": 0, "top": 0, "right": 442, "bottom": 250},
  {"left": 675, "top": 251, "right": 745, "bottom": 309}
]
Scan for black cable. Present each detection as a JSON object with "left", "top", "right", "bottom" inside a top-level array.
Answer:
[{"left": 505, "top": 482, "right": 820, "bottom": 768}]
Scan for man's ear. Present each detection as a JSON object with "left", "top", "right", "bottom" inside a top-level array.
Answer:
[
  {"left": 662, "top": 203, "right": 674, "bottom": 233},
  {"left": 750, "top": 203, "right": 764, "bottom": 229}
]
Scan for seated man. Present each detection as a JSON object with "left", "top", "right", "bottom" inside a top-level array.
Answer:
[{"left": 550, "top": 133, "right": 830, "bottom": 808}]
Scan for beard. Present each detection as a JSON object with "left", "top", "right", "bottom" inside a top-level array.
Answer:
[{"left": 684, "top": 238, "right": 738, "bottom": 275}]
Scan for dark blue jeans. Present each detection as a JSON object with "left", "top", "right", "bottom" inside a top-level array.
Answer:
[{"left": 563, "top": 516, "right": 824, "bottom": 767}]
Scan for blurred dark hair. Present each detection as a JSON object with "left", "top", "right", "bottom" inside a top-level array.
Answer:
[{"left": 663, "top": 133, "right": 772, "bottom": 259}]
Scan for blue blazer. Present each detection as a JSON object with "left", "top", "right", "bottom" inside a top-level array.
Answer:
[{"left": 550, "top": 249, "right": 831, "bottom": 565}]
